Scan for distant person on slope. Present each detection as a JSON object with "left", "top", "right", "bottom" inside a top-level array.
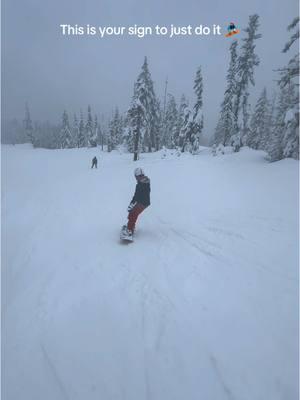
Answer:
[
  {"left": 91, "top": 156, "right": 98, "bottom": 169},
  {"left": 126, "top": 167, "right": 151, "bottom": 237}
]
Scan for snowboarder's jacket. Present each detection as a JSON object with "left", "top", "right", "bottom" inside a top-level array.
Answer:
[{"left": 131, "top": 176, "right": 151, "bottom": 207}]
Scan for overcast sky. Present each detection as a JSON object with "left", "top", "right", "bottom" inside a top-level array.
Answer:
[{"left": 2, "top": 0, "right": 298, "bottom": 137}]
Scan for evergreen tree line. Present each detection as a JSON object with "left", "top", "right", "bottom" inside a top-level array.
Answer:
[
  {"left": 124, "top": 57, "right": 204, "bottom": 160},
  {"left": 2, "top": 104, "right": 107, "bottom": 150},
  {"left": 3, "top": 57, "right": 204, "bottom": 158},
  {"left": 213, "top": 15, "right": 299, "bottom": 161},
  {"left": 3, "top": 14, "right": 298, "bottom": 162},
  {"left": 20, "top": 104, "right": 102, "bottom": 149}
]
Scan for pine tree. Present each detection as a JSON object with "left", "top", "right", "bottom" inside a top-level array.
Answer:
[
  {"left": 279, "top": 17, "right": 299, "bottom": 88},
  {"left": 60, "top": 110, "right": 72, "bottom": 149},
  {"left": 23, "top": 103, "right": 34, "bottom": 145},
  {"left": 181, "top": 67, "right": 204, "bottom": 153},
  {"left": 259, "top": 92, "right": 276, "bottom": 151},
  {"left": 176, "top": 95, "right": 188, "bottom": 148},
  {"left": 248, "top": 88, "right": 269, "bottom": 149},
  {"left": 127, "top": 57, "right": 159, "bottom": 160},
  {"left": 267, "top": 85, "right": 294, "bottom": 161},
  {"left": 86, "top": 105, "right": 94, "bottom": 147},
  {"left": 163, "top": 94, "right": 178, "bottom": 148},
  {"left": 88, "top": 112, "right": 97, "bottom": 147},
  {"left": 281, "top": 83, "right": 298, "bottom": 159},
  {"left": 135, "top": 57, "right": 160, "bottom": 152},
  {"left": 78, "top": 111, "right": 85, "bottom": 147},
  {"left": 282, "top": 17, "right": 299, "bottom": 53},
  {"left": 108, "top": 108, "right": 122, "bottom": 151},
  {"left": 98, "top": 114, "right": 107, "bottom": 150},
  {"left": 152, "top": 98, "right": 162, "bottom": 151},
  {"left": 277, "top": 17, "right": 299, "bottom": 159},
  {"left": 127, "top": 84, "right": 146, "bottom": 160},
  {"left": 214, "top": 40, "right": 238, "bottom": 146},
  {"left": 233, "top": 14, "right": 262, "bottom": 150},
  {"left": 93, "top": 115, "right": 99, "bottom": 146},
  {"left": 180, "top": 106, "right": 194, "bottom": 152},
  {"left": 73, "top": 114, "right": 79, "bottom": 148},
  {"left": 190, "top": 66, "right": 204, "bottom": 153}
]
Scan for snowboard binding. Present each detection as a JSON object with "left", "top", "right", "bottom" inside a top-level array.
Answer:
[{"left": 120, "top": 225, "right": 133, "bottom": 242}]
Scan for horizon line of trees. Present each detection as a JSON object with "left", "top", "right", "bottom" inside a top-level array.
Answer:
[
  {"left": 2, "top": 14, "right": 299, "bottom": 161},
  {"left": 3, "top": 57, "right": 205, "bottom": 158}
]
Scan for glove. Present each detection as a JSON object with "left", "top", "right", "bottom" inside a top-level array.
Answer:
[{"left": 127, "top": 202, "right": 137, "bottom": 212}]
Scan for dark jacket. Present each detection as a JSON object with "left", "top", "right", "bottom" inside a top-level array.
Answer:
[{"left": 131, "top": 176, "right": 151, "bottom": 207}]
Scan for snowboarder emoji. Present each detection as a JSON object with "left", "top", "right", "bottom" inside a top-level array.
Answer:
[
  {"left": 91, "top": 156, "right": 98, "bottom": 169},
  {"left": 225, "top": 22, "right": 239, "bottom": 37},
  {"left": 120, "top": 167, "right": 151, "bottom": 242}
]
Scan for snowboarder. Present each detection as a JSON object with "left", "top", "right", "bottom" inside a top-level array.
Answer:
[
  {"left": 225, "top": 22, "right": 239, "bottom": 37},
  {"left": 120, "top": 167, "right": 151, "bottom": 240},
  {"left": 91, "top": 156, "right": 98, "bottom": 168}
]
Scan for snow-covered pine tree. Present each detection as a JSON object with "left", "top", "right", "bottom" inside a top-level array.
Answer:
[
  {"left": 107, "top": 108, "right": 122, "bottom": 151},
  {"left": 260, "top": 92, "right": 276, "bottom": 151},
  {"left": 248, "top": 88, "right": 269, "bottom": 150},
  {"left": 277, "top": 17, "right": 299, "bottom": 159},
  {"left": 60, "top": 110, "right": 72, "bottom": 149},
  {"left": 135, "top": 57, "right": 160, "bottom": 152},
  {"left": 281, "top": 82, "right": 298, "bottom": 159},
  {"left": 72, "top": 114, "right": 79, "bottom": 148},
  {"left": 86, "top": 105, "right": 94, "bottom": 147},
  {"left": 98, "top": 114, "right": 107, "bottom": 150},
  {"left": 180, "top": 106, "right": 194, "bottom": 152},
  {"left": 23, "top": 103, "right": 35, "bottom": 145},
  {"left": 32, "top": 121, "right": 41, "bottom": 148},
  {"left": 267, "top": 85, "right": 294, "bottom": 161},
  {"left": 87, "top": 111, "right": 97, "bottom": 148},
  {"left": 127, "top": 58, "right": 159, "bottom": 159},
  {"left": 152, "top": 98, "right": 162, "bottom": 151},
  {"left": 125, "top": 76, "right": 147, "bottom": 161},
  {"left": 93, "top": 115, "right": 99, "bottom": 146},
  {"left": 51, "top": 125, "right": 61, "bottom": 149},
  {"left": 190, "top": 66, "right": 204, "bottom": 153},
  {"left": 77, "top": 111, "right": 85, "bottom": 148},
  {"left": 181, "top": 67, "right": 204, "bottom": 153},
  {"left": 193, "top": 67, "right": 203, "bottom": 118},
  {"left": 175, "top": 95, "right": 188, "bottom": 149},
  {"left": 127, "top": 91, "right": 145, "bottom": 160},
  {"left": 282, "top": 17, "right": 299, "bottom": 54},
  {"left": 163, "top": 94, "right": 178, "bottom": 148},
  {"left": 214, "top": 40, "right": 238, "bottom": 146},
  {"left": 155, "top": 100, "right": 166, "bottom": 151},
  {"left": 233, "top": 14, "right": 262, "bottom": 150}
]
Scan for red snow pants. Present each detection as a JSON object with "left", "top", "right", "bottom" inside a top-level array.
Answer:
[{"left": 127, "top": 203, "right": 146, "bottom": 232}]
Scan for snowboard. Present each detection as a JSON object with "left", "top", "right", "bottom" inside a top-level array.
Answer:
[
  {"left": 225, "top": 29, "right": 240, "bottom": 37},
  {"left": 120, "top": 225, "right": 133, "bottom": 242}
]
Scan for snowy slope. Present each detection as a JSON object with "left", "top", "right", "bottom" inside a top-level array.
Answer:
[{"left": 2, "top": 145, "right": 299, "bottom": 400}]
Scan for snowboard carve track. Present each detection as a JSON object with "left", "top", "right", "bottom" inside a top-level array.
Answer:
[
  {"left": 170, "top": 228, "right": 215, "bottom": 258},
  {"left": 210, "top": 354, "right": 236, "bottom": 400},
  {"left": 41, "top": 344, "right": 71, "bottom": 400}
]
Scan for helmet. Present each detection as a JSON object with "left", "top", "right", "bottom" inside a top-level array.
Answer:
[{"left": 134, "top": 167, "right": 144, "bottom": 177}]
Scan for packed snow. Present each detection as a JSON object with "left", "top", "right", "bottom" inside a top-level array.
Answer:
[{"left": 2, "top": 144, "right": 299, "bottom": 400}]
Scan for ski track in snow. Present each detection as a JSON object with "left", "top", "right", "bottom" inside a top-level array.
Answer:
[
  {"left": 209, "top": 354, "right": 236, "bottom": 400},
  {"left": 2, "top": 145, "right": 299, "bottom": 400},
  {"left": 40, "top": 343, "right": 71, "bottom": 400}
]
